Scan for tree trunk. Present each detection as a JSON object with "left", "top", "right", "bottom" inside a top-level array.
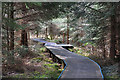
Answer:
[
  {"left": 116, "top": 3, "right": 120, "bottom": 56},
  {"left": 50, "top": 34, "right": 53, "bottom": 40},
  {"left": 6, "top": 3, "right": 10, "bottom": 51},
  {"left": 36, "top": 30, "right": 38, "bottom": 38},
  {"left": 92, "top": 46, "right": 94, "bottom": 54},
  {"left": 10, "top": 29, "right": 14, "bottom": 50},
  {"left": 21, "top": 30, "right": 28, "bottom": 47},
  {"left": 45, "top": 28, "right": 48, "bottom": 39},
  {"left": 116, "top": 3, "right": 120, "bottom": 74},
  {"left": 63, "top": 32, "right": 65, "bottom": 43},
  {"left": 103, "top": 38, "right": 106, "bottom": 58},
  {"left": 21, "top": 3, "right": 28, "bottom": 47},
  {"left": 9, "top": 2, "right": 14, "bottom": 50},
  {"left": 7, "top": 25, "right": 9, "bottom": 51},
  {"left": 27, "top": 30, "right": 30, "bottom": 44},
  {"left": 67, "top": 15, "right": 69, "bottom": 44},
  {"left": 110, "top": 15, "right": 116, "bottom": 59}
]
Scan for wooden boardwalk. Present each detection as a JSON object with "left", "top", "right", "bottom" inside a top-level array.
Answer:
[{"left": 32, "top": 38, "right": 104, "bottom": 80}]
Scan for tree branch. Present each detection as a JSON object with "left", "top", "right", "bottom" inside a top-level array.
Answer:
[
  {"left": 85, "top": 5, "right": 104, "bottom": 14},
  {"left": 15, "top": 12, "right": 41, "bottom": 20}
]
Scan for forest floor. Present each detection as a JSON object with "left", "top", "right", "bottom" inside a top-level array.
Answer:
[
  {"left": 2, "top": 40, "right": 62, "bottom": 79},
  {"left": 2, "top": 38, "right": 120, "bottom": 79},
  {"left": 69, "top": 47, "right": 120, "bottom": 80}
]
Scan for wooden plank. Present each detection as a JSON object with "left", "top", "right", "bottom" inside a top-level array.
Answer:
[
  {"left": 57, "top": 44, "right": 74, "bottom": 49},
  {"left": 46, "top": 45, "right": 103, "bottom": 79}
]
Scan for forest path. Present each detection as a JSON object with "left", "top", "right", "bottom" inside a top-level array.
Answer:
[{"left": 32, "top": 38, "right": 104, "bottom": 80}]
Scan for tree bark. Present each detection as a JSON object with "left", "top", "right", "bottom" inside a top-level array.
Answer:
[
  {"left": 103, "top": 37, "right": 106, "bottom": 58},
  {"left": 9, "top": 2, "right": 14, "bottom": 50},
  {"left": 6, "top": 3, "right": 10, "bottom": 50},
  {"left": 67, "top": 15, "right": 69, "bottom": 44},
  {"left": 36, "top": 30, "right": 38, "bottom": 38},
  {"left": 45, "top": 28, "right": 48, "bottom": 39},
  {"left": 7, "top": 25, "right": 9, "bottom": 51},
  {"left": 63, "top": 32, "right": 65, "bottom": 43},
  {"left": 110, "top": 15, "right": 116, "bottom": 59},
  {"left": 21, "top": 30, "right": 28, "bottom": 47},
  {"left": 116, "top": 3, "right": 120, "bottom": 56},
  {"left": 27, "top": 30, "right": 30, "bottom": 45},
  {"left": 115, "top": 2, "right": 120, "bottom": 74},
  {"left": 21, "top": 3, "right": 28, "bottom": 47}
]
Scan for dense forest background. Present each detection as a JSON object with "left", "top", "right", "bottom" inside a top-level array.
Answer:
[{"left": 1, "top": 2, "right": 120, "bottom": 79}]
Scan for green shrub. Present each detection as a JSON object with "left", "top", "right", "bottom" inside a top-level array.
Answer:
[
  {"left": 15, "top": 45, "right": 29, "bottom": 57},
  {"left": 31, "top": 57, "right": 43, "bottom": 62},
  {"left": 40, "top": 47, "right": 46, "bottom": 53}
]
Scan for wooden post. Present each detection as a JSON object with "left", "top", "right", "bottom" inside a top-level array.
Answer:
[
  {"left": 53, "top": 55, "right": 57, "bottom": 62},
  {"left": 49, "top": 52, "right": 52, "bottom": 58},
  {"left": 52, "top": 55, "right": 55, "bottom": 62},
  {"left": 56, "top": 58, "right": 59, "bottom": 63},
  {"left": 61, "top": 61, "right": 64, "bottom": 69}
]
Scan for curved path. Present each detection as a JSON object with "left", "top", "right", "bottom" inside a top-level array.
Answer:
[{"left": 32, "top": 38, "right": 104, "bottom": 80}]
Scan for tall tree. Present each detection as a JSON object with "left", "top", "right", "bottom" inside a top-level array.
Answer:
[
  {"left": 21, "top": 3, "right": 28, "bottom": 47},
  {"left": 63, "top": 32, "right": 65, "bottom": 43},
  {"left": 110, "top": 15, "right": 116, "bottom": 59},
  {"left": 9, "top": 2, "right": 14, "bottom": 50},
  {"left": 6, "top": 3, "right": 10, "bottom": 51},
  {"left": 67, "top": 15, "right": 70, "bottom": 44},
  {"left": 116, "top": 3, "right": 120, "bottom": 56},
  {"left": 115, "top": 2, "right": 120, "bottom": 74},
  {"left": 45, "top": 27, "right": 48, "bottom": 39}
]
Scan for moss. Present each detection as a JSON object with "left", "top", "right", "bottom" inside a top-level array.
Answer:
[
  {"left": 42, "top": 63, "right": 60, "bottom": 78},
  {"left": 31, "top": 57, "right": 43, "bottom": 63},
  {"left": 44, "top": 63, "right": 58, "bottom": 68},
  {"left": 104, "top": 75, "right": 120, "bottom": 80},
  {"left": 44, "top": 58, "right": 53, "bottom": 63},
  {"left": 40, "top": 47, "right": 46, "bottom": 53}
]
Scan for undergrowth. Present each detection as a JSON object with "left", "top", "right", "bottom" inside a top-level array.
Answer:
[{"left": 2, "top": 41, "right": 61, "bottom": 79}]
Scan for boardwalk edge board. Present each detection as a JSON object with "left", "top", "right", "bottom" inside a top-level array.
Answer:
[
  {"left": 87, "top": 58, "right": 104, "bottom": 79},
  {"left": 57, "top": 60, "right": 67, "bottom": 80}
]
